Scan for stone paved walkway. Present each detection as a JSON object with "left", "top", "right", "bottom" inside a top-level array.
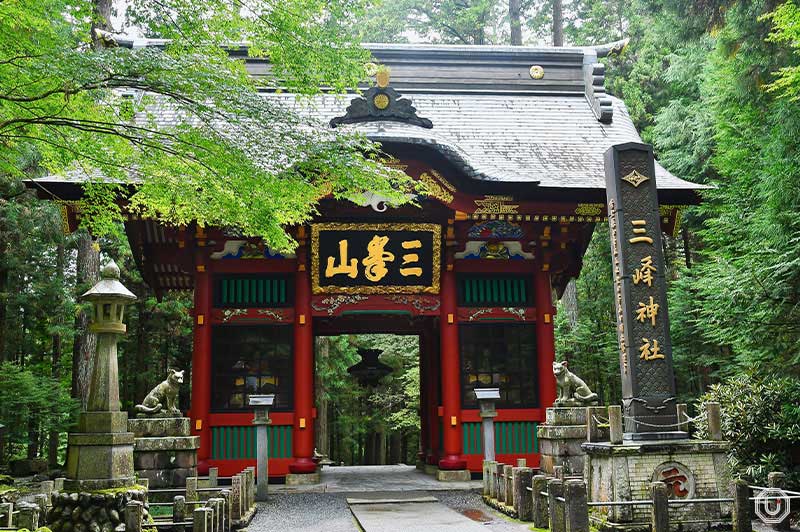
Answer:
[
  {"left": 251, "top": 466, "right": 527, "bottom": 531},
  {"left": 272, "top": 464, "right": 480, "bottom": 493}
]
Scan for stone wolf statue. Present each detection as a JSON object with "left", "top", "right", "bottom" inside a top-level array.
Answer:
[
  {"left": 135, "top": 369, "right": 184, "bottom": 416},
  {"left": 553, "top": 361, "right": 599, "bottom": 406}
]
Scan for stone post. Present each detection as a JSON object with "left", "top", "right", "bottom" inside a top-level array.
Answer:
[
  {"left": 173, "top": 496, "right": 187, "bottom": 532},
  {"left": 230, "top": 475, "right": 242, "bottom": 522},
  {"left": 209, "top": 498, "right": 223, "bottom": 532},
  {"left": 33, "top": 494, "right": 48, "bottom": 516},
  {"left": 515, "top": 467, "right": 534, "bottom": 521},
  {"left": 186, "top": 477, "right": 198, "bottom": 504},
  {"left": 651, "top": 482, "right": 669, "bottom": 532},
  {"left": 220, "top": 490, "right": 232, "bottom": 532},
  {"left": 482, "top": 461, "right": 490, "bottom": 496},
  {"left": 608, "top": 405, "right": 623, "bottom": 444},
  {"left": 209, "top": 467, "right": 219, "bottom": 488},
  {"left": 503, "top": 464, "right": 514, "bottom": 507},
  {"left": 768, "top": 472, "right": 790, "bottom": 531},
  {"left": 707, "top": 402, "right": 723, "bottom": 441},
  {"left": 517, "top": 458, "right": 527, "bottom": 467},
  {"left": 532, "top": 475, "right": 549, "bottom": 528},
  {"left": 40, "top": 481, "right": 54, "bottom": 505},
  {"left": 586, "top": 406, "right": 609, "bottom": 442},
  {"left": 194, "top": 507, "right": 212, "bottom": 532},
  {"left": 0, "top": 503, "right": 12, "bottom": 528},
  {"left": 565, "top": 479, "right": 589, "bottom": 532},
  {"left": 16, "top": 502, "right": 39, "bottom": 531},
  {"left": 732, "top": 479, "right": 752, "bottom": 532},
  {"left": 495, "top": 463, "right": 506, "bottom": 503},
  {"left": 249, "top": 395, "right": 274, "bottom": 501},
  {"left": 54, "top": 478, "right": 65, "bottom": 491},
  {"left": 486, "top": 460, "right": 497, "bottom": 498},
  {"left": 676, "top": 404, "right": 689, "bottom": 433},
  {"left": 548, "top": 478, "right": 565, "bottom": 532},
  {"left": 125, "top": 500, "right": 143, "bottom": 532},
  {"left": 475, "top": 388, "right": 500, "bottom": 462}
]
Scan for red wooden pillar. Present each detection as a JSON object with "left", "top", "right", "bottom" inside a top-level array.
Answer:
[
  {"left": 534, "top": 266, "right": 557, "bottom": 408},
  {"left": 191, "top": 251, "right": 213, "bottom": 471},
  {"left": 438, "top": 268, "right": 466, "bottom": 470},
  {"left": 289, "top": 245, "right": 316, "bottom": 474}
]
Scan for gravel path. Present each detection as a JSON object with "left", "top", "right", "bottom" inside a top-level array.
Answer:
[{"left": 249, "top": 490, "right": 532, "bottom": 532}]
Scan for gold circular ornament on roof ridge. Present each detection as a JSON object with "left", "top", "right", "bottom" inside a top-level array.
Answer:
[
  {"left": 529, "top": 65, "right": 545, "bottom": 79},
  {"left": 373, "top": 93, "right": 390, "bottom": 110}
]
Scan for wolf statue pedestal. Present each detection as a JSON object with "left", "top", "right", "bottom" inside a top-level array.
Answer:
[{"left": 129, "top": 370, "right": 200, "bottom": 488}]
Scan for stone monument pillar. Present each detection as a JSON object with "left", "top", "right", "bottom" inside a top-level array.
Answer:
[
  {"left": 475, "top": 388, "right": 500, "bottom": 462},
  {"left": 64, "top": 261, "right": 137, "bottom": 491},
  {"left": 582, "top": 143, "right": 731, "bottom": 531},
  {"left": 249, "top": 394, "right": 274, "bottom": 501}
]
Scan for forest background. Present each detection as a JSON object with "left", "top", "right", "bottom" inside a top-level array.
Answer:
[{"left": 1, "top": 0, "right": 799, "bottom": 487}]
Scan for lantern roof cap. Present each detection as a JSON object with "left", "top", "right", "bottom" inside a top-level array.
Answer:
[{"left": 81, "top": 260, "right": 137, "bottom": 301}]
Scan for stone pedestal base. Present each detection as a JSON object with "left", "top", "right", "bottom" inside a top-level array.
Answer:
[
  {"left": 47, "top": 488, "right": 148, "bottom": 532},
  {"left": 129, "top": 417, "right": 200, "bottom": 488},
  {"left": 584, "top": 439, "right": 731, "bottom": 531},
  {"left": 65, "top": 411, "right": 136, "bottom": 491},
  {"left": 285, "top": 472, "right": 321, "bottom": 486},
  {"left": 435, "top": 469, "right": 471, "bottom": 482},
  {"left": 538, "top": 407, "right": 591, "bottom": 476}
]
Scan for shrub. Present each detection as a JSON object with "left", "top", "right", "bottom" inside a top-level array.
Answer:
[{"left": 696, "top": 372, "right": 800, "bottom": 488}]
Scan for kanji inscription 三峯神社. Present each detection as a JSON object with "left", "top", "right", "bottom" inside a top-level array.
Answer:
[{"left": 604, "top": 143, "right": 685, "bottom": 440}]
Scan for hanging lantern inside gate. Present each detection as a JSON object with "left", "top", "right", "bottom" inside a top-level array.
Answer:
[{"left": 347, "top": 347, "right": 392, "bottom": 387}]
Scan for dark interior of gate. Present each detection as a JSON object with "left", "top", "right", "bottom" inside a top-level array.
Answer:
[{"left": 35, "top": 43, "right": 703, "bottom": 481}]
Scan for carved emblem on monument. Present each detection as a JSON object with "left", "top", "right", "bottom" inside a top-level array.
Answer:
[
  {"left": 652, "top": 462, "right": 695, "bottom": 499},
  {"left": 135, "top": 369, "right": 184, "bottom": 417},
  {"left": 553, "top": 361, "right": 599, "bottom": 406}
]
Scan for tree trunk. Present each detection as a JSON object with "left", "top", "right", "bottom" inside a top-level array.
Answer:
[
  {"left": 681, "top": 224, "right": 692, "bottom": 269},
  {"left": 48, "top": 242, "right": 65, "bottom": 465},
  {"left": 91, "top": 0, "right": 113, "bottom": 48},
  {"left": 552, "top": 0, "right": 564, "bottom": 46},
  {"left": 71, "top": 231, "right": 100, "bottom": 408},
  {"left": 561, "top": 280, "right": 579, "bottom": 329},
  {"left": 509, "top": 0, "right": 523, "bottom": 45}
]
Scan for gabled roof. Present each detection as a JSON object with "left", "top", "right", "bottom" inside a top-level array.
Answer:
[{"left": 33, "top": 41, "right": 704, "bottom": 202}]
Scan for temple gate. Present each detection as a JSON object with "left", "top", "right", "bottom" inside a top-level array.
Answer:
[{"left": 34, "top": 42, "right": 702, "bottom": 481}]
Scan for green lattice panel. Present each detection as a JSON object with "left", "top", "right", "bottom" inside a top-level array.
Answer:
[
  {"left": 211, "top": 425, "right": 292, "bottom": 459},
  {"left": 462, "top": 421, "right": 538, "bottom": 455},
  {"left": 216, "top": 276, "right": 289, "bottom": 307},
  {"left": 458, "top": 276, "right": 532, "bottom": 306}
]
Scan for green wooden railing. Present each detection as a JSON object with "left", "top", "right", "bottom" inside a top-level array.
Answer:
[
  {"left": 458, "top": 275, "right": 532, "bottom": 306},
  {"left": 463, "top": 421, "right": 538, "bottom": 455},
  {"left": 214, "top": 275, "right": 290, "bottom": 308},
  {"left": 211, "top": 425, "right": 293, "bottom": 459}
]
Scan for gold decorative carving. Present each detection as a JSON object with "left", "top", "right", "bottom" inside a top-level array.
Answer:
[
  {"left": 621, "top": 170, "right": 650, "bottom": 187},
  {"left": 575, "top": 203, "right": 604, "bottom": 216},
  {"left": 310, "top": 223, "right": 441, "bottom": 295},
  {"left": 529, "top": 65, "right": 545, "bottom": 79},
  {"left": 419, "top": 170, "right": 454, "bottom": 204},
  {"left": 373, "top": 93, "right": 389, "bottom": 109},
  {"left": 473, "top": 195, "right": 519, "bottom": 215}
]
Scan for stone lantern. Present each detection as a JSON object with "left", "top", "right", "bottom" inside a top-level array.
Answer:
[{"left": 64, "top": 260, "right": 138, "bottom": 491}]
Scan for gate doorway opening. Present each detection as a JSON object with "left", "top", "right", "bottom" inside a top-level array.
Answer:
[{"left": 314, "top": 328, "right": 421, "bottom": 468}]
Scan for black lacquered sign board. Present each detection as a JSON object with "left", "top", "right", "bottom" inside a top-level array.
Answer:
[{"left": 311, "top": 223, "right": 441, "bottom": 294}]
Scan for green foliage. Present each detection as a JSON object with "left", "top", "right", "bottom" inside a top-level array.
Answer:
[
  {"left": 0, "top": 0, "right": 416, "bottom": 250},
  {"left": 696, "top": 373, "right": 800, "bottom": 488},
  {"left": 0, "top": 362, "right": 77, "bottom": 463},
  {"left": 316, "top": 334, "right": 419, "bottom": 465}
]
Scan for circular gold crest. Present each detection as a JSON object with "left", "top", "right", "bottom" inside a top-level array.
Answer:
[
  {"left": 373, "top": 93, "right": 390, "bottom": 110},
  {"left": 529, "top": 65, "right": 545, "bottom": 79}
]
